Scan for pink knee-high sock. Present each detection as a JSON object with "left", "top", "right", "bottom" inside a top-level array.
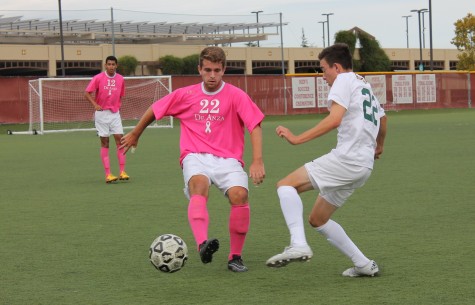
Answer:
[
  {"left": 229, "top": 203, "right": 250, "bottom": 260},
  {"left": 100, "top": 147, "right": 110, "bottom": 175},
  {"left": 116, "top": 145, "right": 126, "bottom": 172},
  {"left": 187, "top": 195, "right": 209, "bottom": 250}
]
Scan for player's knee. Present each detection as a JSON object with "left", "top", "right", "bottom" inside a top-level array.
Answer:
[
  {"left": 227, "top": 187, "right": 248, "bottom": 205},
  {"left": 308, "top": 214, "right": 324, "bottom": 228}
]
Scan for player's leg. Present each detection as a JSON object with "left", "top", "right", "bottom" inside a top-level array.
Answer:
[
  {"left": 110, "top": 113, "right": 128, "bottom": 180},
  {"left": 95, "top": 110, "right": 117, "bottom": 183},
  {"left": 213, "top": 156, "right": 250, "bottom": 272},
  {"left": 311, "top": 186, "right": 378, "bottom": 277},
  {"left": 226, "top": 186, "right": 250, "bottom": 272},
  {"left": 113, "top": 133, "right": 128, "bottom": 180},
  {"left": 188, "top": 175, "right": 218, "bottom": 264},
  {"left": 266, "top": 166, "right": 314, "bottom": 267},
  {"left": 182, "top": 154, "right": 218, "bottom": 264},
  {"left": 100, "top": 136, "right": 117, "bottom": 183}
]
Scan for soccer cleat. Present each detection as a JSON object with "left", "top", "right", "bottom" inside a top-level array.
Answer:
[
  {"left": 266, "top": 245, "right": 313, "bottom": 268},
  {"left": 199, "top": 238, "right": 219, "bottom": 264},
  {"left": 342, "top": 260, "right": 379, "bottom": 277},
  {"left": 105, "top": 174, "right": 118, "bottom": 183},
  {"left": 119, "top": 171, "right": 130, "bottom": 180},
  {"left": 228, "top": 255, "right": 249, "bottom": 272}
]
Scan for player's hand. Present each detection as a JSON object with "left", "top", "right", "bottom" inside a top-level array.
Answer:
[
  {"left": 249, "top": 160, "right": 265, "bottom": 186},
  {"left": 374, "top": 146, "right": 384, "bottom": 159},
  {"left": 120, "top": 132, "right": 138, "bottom": 154},
  {"left": 94, "top": 104, "right": 102, "bottom": 111},
  {"left": 276, "top": 125, "right": 298, "bottom": 145}
]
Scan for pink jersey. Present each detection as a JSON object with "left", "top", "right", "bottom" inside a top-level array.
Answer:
[
  {"left": 152, "top": 82, "right": 264, "bottom": 166},
  {"left": 85, "top": 72, "right": 125, "bottom": 113}
]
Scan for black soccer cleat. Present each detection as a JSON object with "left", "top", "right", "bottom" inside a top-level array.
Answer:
[
  {"left": 227, "top": 255, "right": 249, "bottom": 272},
  {"left": 199, "top": 238, "right": 219, "bottom": 264}
]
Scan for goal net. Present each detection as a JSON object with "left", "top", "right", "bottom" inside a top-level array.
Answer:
[{"left": 22, "top": 76, "right": 172, "bottom": 134}]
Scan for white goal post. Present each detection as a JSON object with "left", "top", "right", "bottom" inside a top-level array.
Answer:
[{"left": 17, "top": 76, "right": 173, "bottom": 135}]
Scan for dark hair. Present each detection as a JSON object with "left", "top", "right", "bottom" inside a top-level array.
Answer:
[
  {"left": 105, "top": 55, "right": 118, "bottom": 64},
  {"left": 199, "top": 47, "right": 226, "bottom": 68},
  {"left": 318, "top": 43, "right": 353, "bottom": 69}
]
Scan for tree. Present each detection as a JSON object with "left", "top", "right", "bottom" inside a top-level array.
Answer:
[
  {"left": 358, "top": 32, "right": 391, "bottom": 72},
  {"left": 118, "top": 55, "right": 138, "bottom": 76},
  {"left": 334, "top": 29, "right": 391, "bottom": 72},
  {"left": 158, "top": 55, "right": 184, "bottom": 75},
  {"left": 301, "top": 28, "right": 309, "bottom": 48},
  {"left": 182, "top": 54, "right": 200, "bottom": 75},
  {"left": 334, "top": 30, "right": 360, "bottom": 71},
  {"left": 334, "top": 30, "right": 357, "bottom": 55},
  {"left": 451, "top": 13, "right": 475, "bottom": 70}
]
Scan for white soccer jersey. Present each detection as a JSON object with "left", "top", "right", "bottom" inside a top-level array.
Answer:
[{"left": 327, "top": 72, "right": 385, "bottom": 169}]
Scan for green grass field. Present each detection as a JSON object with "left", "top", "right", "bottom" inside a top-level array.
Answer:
[{"left": 1, "top": 109, "right": 474, "bottom": 305}]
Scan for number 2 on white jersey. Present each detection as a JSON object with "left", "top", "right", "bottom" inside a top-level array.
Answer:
[{"left": 362, "top": 88, "right": 378, "bottom": 126}]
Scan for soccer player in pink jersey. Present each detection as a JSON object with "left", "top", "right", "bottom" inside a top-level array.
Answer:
[
  {"left": 85, "top": 55, "right": 129, "bottom": 183},
  {"left": 120, "top": 46, "right": 265, "bottom": 272}
]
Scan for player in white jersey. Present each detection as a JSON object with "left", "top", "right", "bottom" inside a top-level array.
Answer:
[{"left": 266, "top": 43, "right": 387, "bottom": 277}]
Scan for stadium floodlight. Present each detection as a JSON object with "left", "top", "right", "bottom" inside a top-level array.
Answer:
[
  {"left": 402, "top": 15, "right": 411, "bottom": 48},
  {"left": 318, "top": 21, "right": 326, "bottom": 48},
  {"left": 322, "top": 13, "right": 333, "bottom": 47},
  {"left": 251, "top": 10, "right": 263, "bottom": 47},
  {"left": 57, "top": 0, "right": 65, "bottom": 77},
  {"left": 411, "top": 9, "right": 428, "bottom": 71}
]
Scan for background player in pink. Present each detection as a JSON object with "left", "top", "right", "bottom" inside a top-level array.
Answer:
[
  {"left": 85, "top": 55, "right": 129, "bottom": 183},
  {"left": 120, "top": 46, "right": 265, "bottom": 272}
]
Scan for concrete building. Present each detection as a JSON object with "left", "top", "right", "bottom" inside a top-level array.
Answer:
[
  {"left": 0, "top": 16, "right": 461, "bottom": 76},
  {"left": 0, "top": 43, "right": 461, "bottom": 77}
]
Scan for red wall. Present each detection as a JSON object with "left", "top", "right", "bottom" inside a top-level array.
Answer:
[
  {"left": 1, "top": 73, "right": 473, "bottom": 124},
  {"left": 0, "top": 77, "right": 35, "bottom": 123}
]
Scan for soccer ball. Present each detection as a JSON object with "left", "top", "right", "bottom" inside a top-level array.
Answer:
[{"left": 149, "top": 234, "right": 188, "bottom": 273}]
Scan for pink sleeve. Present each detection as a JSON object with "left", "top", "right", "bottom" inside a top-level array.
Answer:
[
  {"left": 85, "top": 76, "right": 98, "bottom": 93},
  {"left": 120, "top": 76, "right": 125, "bottom": 97},
  {"left": 235, "top": 89, "right": 265, "bottom": 132},
  {"left": 151, "top": 89, "right": 184, "bottom": 120}
]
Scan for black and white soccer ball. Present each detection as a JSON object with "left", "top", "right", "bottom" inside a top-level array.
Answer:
[{"left": 149, "top": 234, "right": 188, "bottom": 273}]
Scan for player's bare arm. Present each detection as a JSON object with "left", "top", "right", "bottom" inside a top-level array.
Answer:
[
  {"left": 248, "top": 125, "right": 265, "bottom": 185},
  {"left": 85, "top": 91, "right": 102, "bottom": 111},
  {"left": 375, "top": 115, "right": 387, "bottom": 159},
  {"left": 120, "top": 107, "right": 155, "bottom": 154},
  {"left": 276, "top": 102, "right": 345, "bottom": 145}
]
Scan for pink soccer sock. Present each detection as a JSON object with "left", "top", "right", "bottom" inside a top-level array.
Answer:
[
  {"left": 228, "top": 203, "right": 250, "bottom": 260},
  {"left": 116, "top": 145, "right": 126, "bottom": 172},
  {"left": 187, "top": 195, "right": 209, "bottom": 250},
  {"left": 100, "top": 147, "right": 111, "bottom": 175}
]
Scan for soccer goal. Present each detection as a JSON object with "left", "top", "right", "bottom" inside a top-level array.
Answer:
[{"left": 16, "top": 76, "right": 172, "bottom": 135}]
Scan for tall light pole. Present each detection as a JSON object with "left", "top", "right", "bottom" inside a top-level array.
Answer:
[
  {"left": 428, "top": 0, "right": 433, "bottom": 70},
  {"left": 421, "top": 10, "right": 429, "bottom": 48},
  {"left": 411, "top": 9, "right": 428, "bottom": 71},
  {"left": 318, "top": 21, "right": 326, "bottom": 48},
  {"left": 402, "top": 15, "right": 411, "bottom": 48},
  {"left": 322, "top": 13, "right": 333, "bottom": 47},
  {"left": 251, "top": 10, "right": 263, "bottom": 47},
  {"left": 58, "top": 0, "right": 65, "bottom": 77}
]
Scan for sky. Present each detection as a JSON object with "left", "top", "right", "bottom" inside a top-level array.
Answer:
[{"left": 1, "top": 0, "right": 472, "bottom": 49}]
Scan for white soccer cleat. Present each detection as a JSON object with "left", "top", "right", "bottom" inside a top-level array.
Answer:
[
  {"left": 342, "top": 260, "right": 379, "bottom": 277},
  {"left": 266, "top": 245, "right": 313, "bottom": 268}
]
